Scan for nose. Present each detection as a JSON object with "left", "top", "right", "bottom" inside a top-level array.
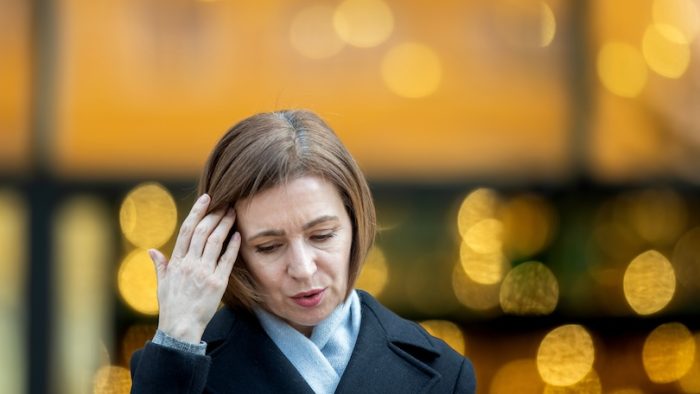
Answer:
[{"left": 286, "top": 239, "right": 317, "bottom": 280}]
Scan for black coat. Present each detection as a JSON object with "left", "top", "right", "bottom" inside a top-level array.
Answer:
[{"left": 130, "top": 290, "right": 476, "bottom": 393}]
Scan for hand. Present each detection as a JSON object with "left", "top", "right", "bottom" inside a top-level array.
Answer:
[{"left": 148, "top": 193, "right": 240, "bottom": 344}]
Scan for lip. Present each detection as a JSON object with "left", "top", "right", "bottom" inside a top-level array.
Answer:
[{"left": 290, "top": 288, "right": 325, "bottom": 308}]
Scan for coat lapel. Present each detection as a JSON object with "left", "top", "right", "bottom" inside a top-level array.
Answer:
[
  {"left": 203, "top": 308, "right": 315, "bottom": 394},
  {"left": 335, "top": 291, "right": 441, "bottom": 394}
]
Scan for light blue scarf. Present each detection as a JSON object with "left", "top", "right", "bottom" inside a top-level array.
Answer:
[{"left": 254, "top": 290, "right": 361, "bottom": 394}]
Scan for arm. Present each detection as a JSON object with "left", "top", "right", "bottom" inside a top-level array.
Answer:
[
  {"left": 130, "top": 343, "right": 210, "bottom": 394},
  {"left": 130, "top": 194, "right": 240, "bottom": 392}
]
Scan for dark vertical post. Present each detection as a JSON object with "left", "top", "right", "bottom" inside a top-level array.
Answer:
[
  {"left": 28, "top": 0, "right": 57, "bottom": 392},
  {"left": 567, "top": 0, "right": 592, "bottom": 182}
]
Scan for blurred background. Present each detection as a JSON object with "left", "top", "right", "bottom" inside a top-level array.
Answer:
[{"left": 2, "top": 0, "right": 700, "bottom": 392}]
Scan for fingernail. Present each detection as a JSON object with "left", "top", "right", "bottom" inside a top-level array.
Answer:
[
  {"left": 199, "top": 194, "right": 210, "bottom": 204},
  {"left": 147, "top": 249, "right": 157, "bottom": 261}
]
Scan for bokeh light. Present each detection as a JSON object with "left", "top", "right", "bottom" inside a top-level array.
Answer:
[
  {"left": 464, "top": 218, "right": 503, "bottom": 254},
  {"left": 501, "top": 193, "right": 557, "bottom": 259},
  {"left": 597, "top": 42, "right": 648, "bottom": 98},
  {"left": 452, "top": 262, "right": 501, "bottom": 311},
  {"left": 290, "top": 5, "right": 345, "bottom": 59},
  {"left": 355, "top": 246, "right": 389, "bottom": 297},
  {"left": 623, "top": 250, "right": 676, "bottom": 315},
  {"left": 500, "top": 261, "right": 558, "bottom": 315},
  {"left": 642, "top": 24, "right": 690, "bottom": 79},
  {"left": 333, "top": 0, "right": 393, "bottom": 48},
  {"left": 118, "top": 249, "right": 159, "bottom": 315},
  {"left": 460, "top": 241, "right": 508, "bottom": 285},
  {"left": 537, "top": 324, "right": 595, "bottom": 386},
  {"left": 457, "top": 188, "right": 510, "bottom": 286},
  {"left": 543, "top": 369, "right": 601, "bottom": 393},
  {"left": 381, "top": 42, "right": 442, "bottom": 98},
  {"left": 420, "top": 320, "right": 466, "bottom": 355},
  {"left": 540, "top": 2, "right": 557, "bottom": 47},
  {"left": 490, "top": 359, "right": 544, "bottom": 394},
  {"left": 652, "top": 0, "right": 700, "bottom": 43},
  {"left": 92, "top": 365, "right": 131, "bottom": 394},
  {"left": 457, "top": 188, "right": 501, "bottom": 238},
  {"left": 119, "top": 182, "right": 177, "bottom": 249},
  {"left": 642, "top": 322, "right": 695, "bottom": 383}
]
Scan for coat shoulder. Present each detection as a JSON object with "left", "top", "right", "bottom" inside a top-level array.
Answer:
[{"left": 355, "top": 290, "right": 476, "bottom": 393}]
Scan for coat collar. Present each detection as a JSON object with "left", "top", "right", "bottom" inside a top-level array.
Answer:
[
  {"left": 203, "top": 290, "right": 443, "bottom": 393},
  {"left": 334, "top": 290, "right": 442, "bottom": 393}
]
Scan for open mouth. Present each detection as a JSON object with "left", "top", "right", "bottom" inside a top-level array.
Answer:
[{"left": 291, "top": 288, "right": 325, "bottom": 307}]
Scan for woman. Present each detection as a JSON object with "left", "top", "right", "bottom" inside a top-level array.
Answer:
[{"left": 130, "top": 110, "right": 476, "bottom": 393}]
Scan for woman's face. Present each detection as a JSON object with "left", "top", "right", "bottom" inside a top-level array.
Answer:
[{"left": 236, "top": 176, "right": 353, "bottom": 336}]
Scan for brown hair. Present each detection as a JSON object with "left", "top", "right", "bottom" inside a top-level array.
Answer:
[{"left": 198, "top": 109, "right": 376, "bottom": 310}]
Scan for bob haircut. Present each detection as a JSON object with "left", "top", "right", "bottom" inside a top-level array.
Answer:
[{"left": 197, "top": 109, "right": 376, "bottom": 311}]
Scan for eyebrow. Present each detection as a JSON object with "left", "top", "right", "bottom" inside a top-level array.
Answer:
[{"left": 246, "top": 215, "right": 340, "bottom": 243}]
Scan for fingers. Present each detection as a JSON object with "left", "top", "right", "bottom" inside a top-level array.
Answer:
[
  {"left": 188, "top": 207, "right": 227, "bottom": 258},
  {"left": 216, "top": 232, "right": 241, "bottom": 280},
  {"left": 202, "top": 208, "right": 236, "bottom": 266},
  {"left": 148, "top": 249, "right": 168, "bottom": 280},
  {"left": 172, "top": 194, "right": 211, "bottom": 259}
]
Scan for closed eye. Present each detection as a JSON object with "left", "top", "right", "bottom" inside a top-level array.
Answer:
[
  {"left": 310, "top": 232, "right": 335, "bottom": 242},
  {"left": 255, "top": 243, "right": 281, "bottom": 254}
]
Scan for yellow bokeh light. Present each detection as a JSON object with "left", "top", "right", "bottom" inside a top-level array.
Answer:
[
  {"left": 652, "top": 0, "right": 700, "bottom": 43},
  {"left": 679, "top": 332, "right": 700, "bottom": 393},
  {"left": 119, "top": 182, "right": 177, "bottom": 249},
  {"left": 460, "top": 241, "right": 508, "bottom": 285},
  {"left": 540, "top": 2, "right": 557, "bottom": 47},
  {"left": 642, "top": 24, "right": 690, "bottom": 78},
  {"left": 333, "top": 0, "right": 393, "bottom": 48},
  {"left": 464, "top": 218, "right": 504, "bottom": 254},
  {"left": 490, "top": 359, "right": 544, "bottom": 394},
  {"left": 500, "top": 261, "right": 558, "bottom": 315},
  {"left": 93, "top": 365, "right": 131, "bottom": 394},
  {"left": 457, "top": 188, "right": 501, "bottom": 238},
  {"left": 501, "top": 194, "right": 556, "bottom": 258},
  {"left": 623, "top": 250, "right": 676, "bottom": 315},
  {"left": 452, "top": 262, "right": 501, "bottom": 311},
  {"left": 381, "top": 42, "right": 442, "bottom": 99},
  {"left": 537, "top": 324, "right": 595, "bottom": 387},
  {"left": 355, "top": 246, "right": 389, "bottom": 297},
  {"left": 597, "top": 42, "right": 648, "bottom": 98},
  {"left": 290, "top": 5, "right": 345, "bottom": 59},
  {"left": 643, "top": 322, "right": 695, "bottom": 383},
  {"left": 543, "top": 369, "right": 601, "bottom": 393},
  {"left": 673, "top": 227, "right": 700, "bottom": 292},
  {"left": 420, "top": 320, "right": 466, "bottom": 355},
  {"left": 118, "top": 249, "right": 159, "bottom": 315}
]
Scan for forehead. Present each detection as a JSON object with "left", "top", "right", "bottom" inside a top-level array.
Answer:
[{"left": 235, "top": 176, "right": 347, "bottom": 231}]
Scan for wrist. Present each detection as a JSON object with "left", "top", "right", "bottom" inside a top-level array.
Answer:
[{"left": 158, "top": 320, "right": 205, "bottom": 344}]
